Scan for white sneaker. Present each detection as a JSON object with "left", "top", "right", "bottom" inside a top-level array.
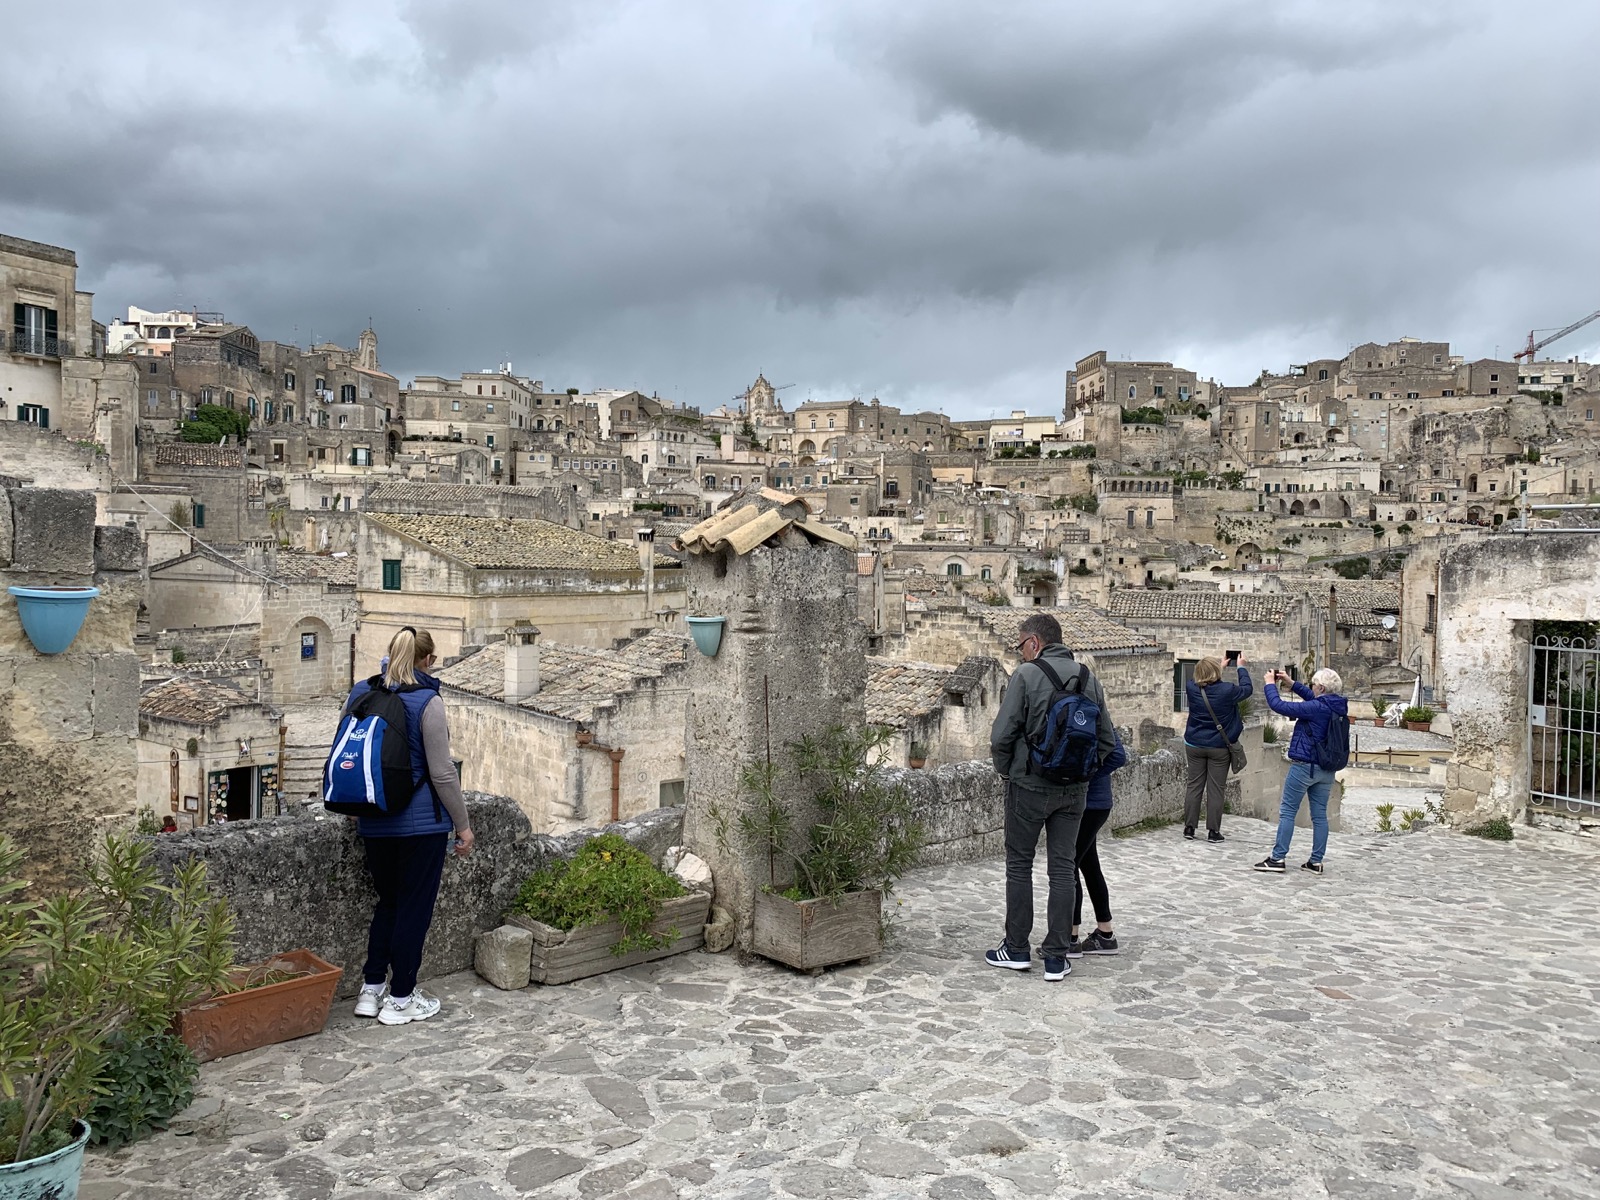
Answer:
[
  {"left": 377, "top": 990, "right": 441, "bottom": 1025},
  {"left": 353, "top": 983, "right": 387, "bottom": 1018}
]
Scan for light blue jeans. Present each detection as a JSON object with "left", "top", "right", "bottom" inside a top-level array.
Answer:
[{"left": 1271, "top": 760, "right": 1337, "bottom": 863}]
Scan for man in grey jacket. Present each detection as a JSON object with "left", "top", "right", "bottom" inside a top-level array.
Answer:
[{"left": 988, "top": 613, "right": 1117, "bottom": 981}]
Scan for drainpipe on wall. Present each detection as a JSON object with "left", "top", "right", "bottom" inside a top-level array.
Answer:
[{"left": 576, "top": 730, "right": 626, "bottom": 823}]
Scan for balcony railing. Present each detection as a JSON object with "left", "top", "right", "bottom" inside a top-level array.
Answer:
[{"left": 4, "top": 330, "right": 72, "bottom": 358}]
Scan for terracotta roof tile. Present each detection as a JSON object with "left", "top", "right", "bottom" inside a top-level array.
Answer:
[
  {"left": 367, "top": 512, "right": 674, "bottom": 571},
  {"left": 150, "top": 442, "right": 244, "bottom": 468},
  {"left": 139, "top": 676, "right": 259, "bottom": 724},
  {"left": 436, "top": 631, "right": 690, "bottom": 722},
  {"left": 971, "top": 602, "right": 1161, "bottom": 653},
  {"left": 1107, "top": 591, "right": 1298, "bottom": 625},
  {"left": 866, "top": 658, "right": 954, "bottom": 727}
]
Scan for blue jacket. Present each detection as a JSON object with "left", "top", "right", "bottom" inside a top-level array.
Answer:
[
  {"left": 343, "top": 673, "right": 453, "bottom": 839},
  {"left": 1183, "top": 668, "right": 1253, "bottom": 748},
  {"left": 1085, "top": 731, "right": 1127, "bottom": 811},
  {"left": 1264, "top": 682, "right": 1350, "bottom": 766}
]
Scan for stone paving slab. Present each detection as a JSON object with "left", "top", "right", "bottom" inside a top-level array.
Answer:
[{"left": 81, "top": 819, "right": 1600, "bottom": 1199}]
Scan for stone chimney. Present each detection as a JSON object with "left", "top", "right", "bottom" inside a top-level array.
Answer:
[
  {"left": 637, "top": 528, "right": 656, "bottom": 614},
  {"left": 504, "top": 624, "right": 541, "bottom": 702}
]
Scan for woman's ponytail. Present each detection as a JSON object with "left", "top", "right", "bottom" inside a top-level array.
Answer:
[{"left": 384, "top": 626, "right": 435, "bottom": 689}]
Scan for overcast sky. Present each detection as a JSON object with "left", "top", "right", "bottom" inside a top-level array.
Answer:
[{"left": 5, "top": 0, "right": 1599, "bottom": 418}]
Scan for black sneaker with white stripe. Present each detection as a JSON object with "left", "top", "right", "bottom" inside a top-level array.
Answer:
[
  {"left": 1253, "top": 857, "right": 1287, "bottom": 873},
  {"left": 984, "top": 942, "right": 1032, "bottom": 971}
]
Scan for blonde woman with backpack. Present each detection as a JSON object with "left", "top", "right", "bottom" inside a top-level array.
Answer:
[{"left": 335, "top": 627, "right": 474, "bottom": 1025}]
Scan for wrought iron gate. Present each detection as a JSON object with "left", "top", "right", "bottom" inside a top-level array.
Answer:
[{"left": 1529, "top": 635, "right": 1600, "bottom": 813}]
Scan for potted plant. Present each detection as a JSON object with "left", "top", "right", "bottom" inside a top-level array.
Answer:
[
  {"left": 6, "top": 586, "right": 101, "bottom": 655},
  {"left": 504, "top": 834, "right": 708, "bottom": 985},
  {"left": 908, "top": 742, "right": 929, "bottom": 770},
  {"left": 685, "top": 616, "right": 726, "bottom": 657},
  {"left": 173, "top": 949, "right": 343, "bottom": 1064},
  {"left": 1401, "top": 705, "right": 1436, "bottom": 732},
  {"left": 0, "top": 834, "right": 233, "bottom": 1194},
  {"left": 721, "top": 725, "right": 924, "bottom": 972},
  {"left": 1372, "top": 697, "right": 1390, "bottom": 727}
]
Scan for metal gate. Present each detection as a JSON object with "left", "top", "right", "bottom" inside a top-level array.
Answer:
[{"left": 1529, "top": 636, "right": 1600, "bottom": 812}]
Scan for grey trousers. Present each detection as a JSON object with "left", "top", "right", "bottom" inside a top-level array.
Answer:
[
  {"left": 1184, "top": 744, "right": 1230, "bottom": 833},
  {"left": 1004, "top": 781, "right": 1087, "bottom": 958}
]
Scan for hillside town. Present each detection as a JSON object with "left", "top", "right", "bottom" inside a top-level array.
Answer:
[{"left": 5, "top": 229, "right": 1599, "bottom": 858}]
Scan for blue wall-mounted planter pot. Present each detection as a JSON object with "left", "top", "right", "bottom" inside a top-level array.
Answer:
[
  {"left": 8, "top": 586, "right": 100, "bottom": 655},
  {"left": 685, "top": 615, "right": 726, "bottom": 658}
]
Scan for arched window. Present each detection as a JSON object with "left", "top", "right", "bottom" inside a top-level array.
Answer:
[{"left": 946, "top": 562, "right": 964, "bottom": 577}]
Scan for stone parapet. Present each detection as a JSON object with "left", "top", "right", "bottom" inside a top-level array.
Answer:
[{"left": 147, "top": 795, "right": 684, "bottom": 996}]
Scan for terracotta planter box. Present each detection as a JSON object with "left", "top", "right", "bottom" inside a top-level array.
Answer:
[
  {"left": 752, "top": 889, "right": 882, "bottom": 972},
  {"left": 1404, "top": 720, "right": 1432, "bottom": 732},
  {"left": 505, "top": 892, "right": 710, "bottom": 985},
  {"left": 1373, "top": 718, "right": 1387, "bottom": 727},
  {"left": 175, "top": 949, "right": 341, "bottom": 1063}
]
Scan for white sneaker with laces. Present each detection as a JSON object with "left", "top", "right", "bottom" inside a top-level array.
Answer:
[
  {"left": 377, "top": 989, "right": 441, "bottom": 1025},
  {"left": 354, "top": 983, "right": 387, "bottom": 1018}
]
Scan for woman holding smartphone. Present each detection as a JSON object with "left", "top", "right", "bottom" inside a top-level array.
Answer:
[{"left": 1181, "top": 651, "right": 1252, "bottom": 842}]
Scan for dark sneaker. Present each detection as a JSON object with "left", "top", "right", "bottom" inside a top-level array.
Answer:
[
  {"left": 1082, "top": 930, "right": 1119, "bottom": 955},
  {"left": 1042, "top": 956, "right": 1070, "bottom": 982},
  {"left": 1063, "top": 937, "right": 1085, "bottom": 959},
  {"left": 1208, "top": 830, "right": 1226, "bottom": 843},
  {"left": 985, "top": 942, "right": 1032, "bottom": 971},
  {"left": 1253, "top": 857, "right": 1287, "bottom": 873},
  {"left": 1301, "top": 860, "right": 1325, "bottom": 875},
  {"left": 1183, "top": 825, "right": 1197, "bottom": 840}
]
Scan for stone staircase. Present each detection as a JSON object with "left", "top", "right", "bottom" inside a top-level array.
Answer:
[{"left": 277, "top": 702, "right": 343, "bottom": 805}]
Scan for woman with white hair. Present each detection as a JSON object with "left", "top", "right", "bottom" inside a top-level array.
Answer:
[{"left": 1254, "top": 667, "right": 1348, "bottom": 875}]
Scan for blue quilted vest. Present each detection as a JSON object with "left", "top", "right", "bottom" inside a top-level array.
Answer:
[{"left": 345, "top": 673, "right": 453, "bottom": 839}]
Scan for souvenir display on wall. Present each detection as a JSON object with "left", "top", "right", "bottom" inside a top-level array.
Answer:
[{"left": 208, "top": 773, "right": 230, "bottom": 824}]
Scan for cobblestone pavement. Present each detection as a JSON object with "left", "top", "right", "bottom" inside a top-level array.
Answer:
[{"left": 83, "top": 819, "right": 1600, "bottom": 1199}]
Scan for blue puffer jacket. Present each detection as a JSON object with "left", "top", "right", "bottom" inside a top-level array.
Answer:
[
  {"left": 341, "top": 673, "right": 453, "bottom": 839},
  {"left": 1085, "top": 730, "right": 1127, "bottom": 811},
  {"left": 1183, "top": 667, "right": 1253, "bottom": 748},
  {"left": 1264, "top": 682, "right": 1350, "bottom": 766}
]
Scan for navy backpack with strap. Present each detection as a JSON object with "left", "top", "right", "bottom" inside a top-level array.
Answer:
[
  {"left": 1025, "top": 658, "right": 1103, "bottom": 785},
  {"left": 323, "top": 678, "right": 424, "bottom": 816}
]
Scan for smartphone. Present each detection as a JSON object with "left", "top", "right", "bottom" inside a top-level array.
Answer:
[
  {"left": 1225, "top": 649, "right": 1240, "bottom": 665},
  {"left": 1282, "top": 665, "right": 1296, "bottom": 681}
]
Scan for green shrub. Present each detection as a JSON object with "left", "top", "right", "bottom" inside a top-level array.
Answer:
[
  {"left": 509, "top": 834, "right": 685, "bottom": 956},
  {"left": 85, "top": 1031, "right": 198, "bottom": 1149},
  {"left": 1332, "top": 557, "right": 1371, "bottom": 580},
  {"left": 1068, "top": 493, "right": 1099, "bottom": 514},
  {"left": 1401, "top": 706, "right": 1435, "bottom": 724},
  {"left": 1401, "top": 808, "right": 1428, "bottom": 831},
  {"left": 1464, "top": 817, "right": 1514, "bottom": 841},
  {"left": 1375, "top": 802, "right": 1395, "bottom": 833},
  {"left": 1261, "top": 725, "right": 1278, "bottom": 744},
  {"left": 178, "top": 404, "right": 248, "bottom": 445}
]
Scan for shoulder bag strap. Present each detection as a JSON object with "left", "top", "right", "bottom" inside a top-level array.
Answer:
[{"left": 1198, "top": 685, "right": 1235, "bottom": 746}]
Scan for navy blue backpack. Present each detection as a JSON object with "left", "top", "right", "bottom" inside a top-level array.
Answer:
[
  {"left": 1025, "top": 658, "right": 1102, "bottom": 785},
  {"left": 323, "top": 679, "right": 422, "bottom": 816}
]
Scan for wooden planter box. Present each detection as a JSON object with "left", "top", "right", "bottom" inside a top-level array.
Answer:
[
  {"left": 506, "top": 893, "right": 710, "bottom": 985},
  {"left": 1404, "top": 720, "right": 1432, "bottom": 732},
  {"left": 752, "top": 889, "right": 882, "bottom": 972},
  {"left": 175, "top": 949, "right": 341, "bottom": 1063}
]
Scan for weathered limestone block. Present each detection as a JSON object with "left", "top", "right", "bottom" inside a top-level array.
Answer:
[
  {"left": 474, "top": 924, "right": 534, "bottom": 989},
  {"left": 0, "top": 493, "right": 10, "bottom": 568},
  {"left": 10, "top": 488, "right": 96, "bottom": 575},
  {"left": 664, "top": 846, "right": 714, "bottom": 894},
  {"left": 94, "top": 523, "right": 145, "bottom": 574}
]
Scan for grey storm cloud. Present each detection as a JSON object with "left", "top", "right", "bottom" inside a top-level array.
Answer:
[{"left": 3, "top": 0, "right": 1599, "bottom": 417}]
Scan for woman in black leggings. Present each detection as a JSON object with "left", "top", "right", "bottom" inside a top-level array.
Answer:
[{"left": 1069, "top": 729, "right": 1127, "bottom": 956}]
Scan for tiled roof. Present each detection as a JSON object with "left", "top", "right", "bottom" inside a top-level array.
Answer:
[
  {"left": 971, "top": 603, "right": 1161, "bottom": 653},
  {"left": 1107, "top": 591, "right": 1298, "bottom": 626},
  {"left": 1315, "top": 581, "right": 1401, "bottom": 627},
  {"left": 366, "top": 512, "right": 674, "bottom": 570},
  {"left": 272, "top": 550, "right": 356, "bottom": 586},
  {"left": 867, "top": 658, "right": 954, "bottom": 727},
  {"left": 435, "top": 631, "right": 691, "bottom": 723},
  {"left": 139, "top": 676, "right": 260, "bottom": 724},
  {"left": 677, "top": 491, "right": 857, "bottom": 555},
  {"left": 150, "top": 442, "right": 244, "bottom": 468},
  {"left": 364, "top": 481, "right": 564, "bottom": 506}
]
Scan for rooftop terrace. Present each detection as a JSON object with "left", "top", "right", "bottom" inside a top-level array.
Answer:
[{"left": 81, "top": 821, "right": 1599, "bottom": 1198}]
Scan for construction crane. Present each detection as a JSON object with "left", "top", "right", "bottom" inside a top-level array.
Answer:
[{"left": 1515, "top": 309, "right": 1600, "bottom": 361}]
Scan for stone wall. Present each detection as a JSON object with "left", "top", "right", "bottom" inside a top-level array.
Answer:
[
  {"left": 1, "top": 484, "right": 144, "bottom": 893},
  {"left": 904, "top": 742, "right": 1203, "bottom": 866},
  {"left": 148, "top": 796, "right": 683, "bottom": 997}
]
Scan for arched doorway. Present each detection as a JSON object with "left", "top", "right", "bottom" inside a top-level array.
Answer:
[
  {"left": 1307, "top": 499, "right": 1321, "bottom": 514},
  {"left": 1236, "top": 542, "right": 1262, "bottom": 567},
  {"left": 1290, "top": 499, "right": 1305, "bottom": 516}
]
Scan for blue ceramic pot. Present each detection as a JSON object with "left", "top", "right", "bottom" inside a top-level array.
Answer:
[
  {"left": 7, "top": 586, "right": 100, "bottom": 655},
  {"left": 0, "top": 1119, "right": 90, "bottom": 1199},
  {"left": 685, "top": 615, "right": 726, "bottom": 658}
]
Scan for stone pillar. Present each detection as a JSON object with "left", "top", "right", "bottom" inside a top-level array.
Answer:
[
  {"left": 504, "top": 623, "right": 540, "bottom": 702},
  {"left": 680, "top": 539, "right": 866, "bottom": 948}
]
